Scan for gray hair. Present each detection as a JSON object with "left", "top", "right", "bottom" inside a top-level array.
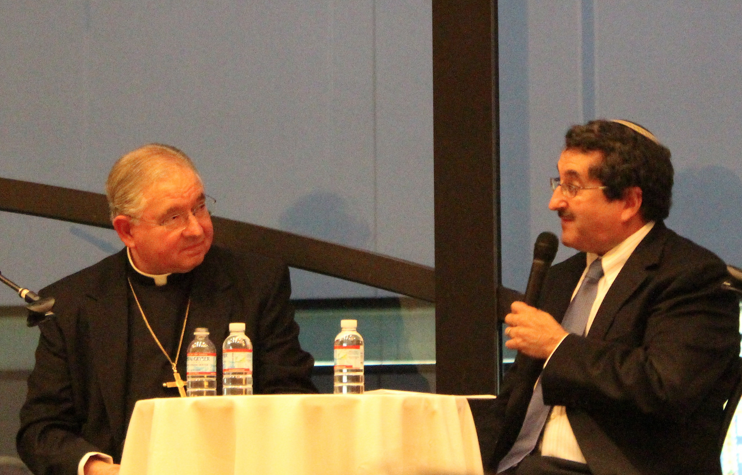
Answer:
[{"left": 105, "top": 143, "right": 202, "bottom": 220}]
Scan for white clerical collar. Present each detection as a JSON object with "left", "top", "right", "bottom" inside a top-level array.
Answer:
[{"left": 127, "top": 248, "right": 171, "bottom": 286}]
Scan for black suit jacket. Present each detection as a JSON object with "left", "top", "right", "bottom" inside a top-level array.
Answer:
[
  {"left": 485, "top": 223, "right": 740, "bottom": 475},
  {"left": 17, "top": 245, "right": 317, "bottom": 475}
]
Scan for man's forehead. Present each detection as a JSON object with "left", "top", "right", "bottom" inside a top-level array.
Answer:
[
  {"left": 151, "top": 188, "right": 205, "bottom": 208},
  {"left": 143, "top": 168, "right": 202, "bottom": 196},
  {"left": 557, "top": 149, "right": 603, "bottom": 177},
  {"left": 141, "top": 176, "right": 205, "bottom": 213}
]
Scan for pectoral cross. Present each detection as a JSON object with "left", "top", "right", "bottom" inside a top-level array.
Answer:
[{"left": 163, "top": 365, "right": 187, "bottom": 397}]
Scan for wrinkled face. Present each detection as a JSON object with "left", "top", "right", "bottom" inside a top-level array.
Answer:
[
  {"left": 121, "top": 166, "right": 214, "bottom": 274},
  {"left": 548, "top": 149, "right": 629, "bottom": 255}
]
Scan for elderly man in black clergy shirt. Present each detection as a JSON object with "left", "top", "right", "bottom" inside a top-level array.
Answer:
[
  {"left": 484, "top": 120, "right": 740, "bottom": 475},
  {"left": 17, "top": 144, "right": 318, "bottom": 475}
]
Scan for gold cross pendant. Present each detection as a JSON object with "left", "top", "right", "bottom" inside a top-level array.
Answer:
[{"left": 163, "top": 369, "right": 187, "bottom": 398}]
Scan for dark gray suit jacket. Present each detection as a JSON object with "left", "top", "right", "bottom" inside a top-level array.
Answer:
[
  {"left": 17, "top": 245, "right": 317, "bottom": 475},
  {"left": 486, "top": 223, "right": 740, "bottom": 475}
]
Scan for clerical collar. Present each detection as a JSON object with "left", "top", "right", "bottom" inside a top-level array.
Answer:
[{"left": 127, "top": 248, "right": 171, "bottom": 286}]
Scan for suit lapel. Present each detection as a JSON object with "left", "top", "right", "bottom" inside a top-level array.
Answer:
[
  {"left": 87, "top": 250, "right": 130, "bottom": 445},
  {"left": 586, "top": 223, "right": 667, "bottom": 340},
  {"left": 181, "top": 250, "right": 236, "bottom": 370}
]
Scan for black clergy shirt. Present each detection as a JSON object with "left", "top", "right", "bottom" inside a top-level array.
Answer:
[{"left": 124, "top": 265, "right": 193, "bottom": 427}]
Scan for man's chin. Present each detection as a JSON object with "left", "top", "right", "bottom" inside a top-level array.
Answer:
[
  {"left": 560, "top": 233, "right": 593, "bottom": 253},
  {"left": 175, "top": 247, "right": 209, "bottom": 272},
  {"left": 172, "top": 256, "right": 205, "bottom": 274},
  {"left": 559, "top": 228, "right": 577, "bottom": 249}
]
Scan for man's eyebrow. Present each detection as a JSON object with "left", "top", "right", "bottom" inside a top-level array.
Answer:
[
  {"left": 160, "top": 205, "right": 186, "bottom": 217},
  {"left": 562, "top": 169, "right": 582, "bottom": 181},
  {"left": 160, "top": 194, "right": 207, "bottom": 217}
]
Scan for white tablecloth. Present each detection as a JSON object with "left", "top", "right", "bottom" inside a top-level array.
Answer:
[{"left": 119, "top": 389, "right": 484, "bottom": 475}]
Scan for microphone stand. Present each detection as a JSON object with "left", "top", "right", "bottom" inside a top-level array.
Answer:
[{"left": 0, "top": 270, "right": 54, "bottom": 327}]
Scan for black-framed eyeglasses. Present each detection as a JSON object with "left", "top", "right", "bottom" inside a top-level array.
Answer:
[
  {"left": 133, "top": 195, "right": 217, "bottom": 230},
  {"left": 550, "top": 177, "right": 607, "bottom": 199}
]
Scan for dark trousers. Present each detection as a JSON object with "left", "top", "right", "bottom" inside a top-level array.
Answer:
[{"left": 497, "top": 455, "right": 591, "bottom": 475}]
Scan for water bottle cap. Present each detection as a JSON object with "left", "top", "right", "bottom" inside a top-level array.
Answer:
[
  {"left": 194, "top": 327, "right": 209, "bottom": 335},
  {"left": 340, "top": 319, "right": 357, "bottom": 329},
  {"left": 229, "top": 322, "right": 246, "bottom": 333}
]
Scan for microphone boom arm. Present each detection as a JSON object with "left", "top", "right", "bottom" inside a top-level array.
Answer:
[{"left": 0, "top": 270, "right": 55, "bottom": 326}]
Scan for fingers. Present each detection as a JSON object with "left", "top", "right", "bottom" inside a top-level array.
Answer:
[
  {"left": 502, "top": 303, "right": 568, "bottom": 358},
  {"left": 505, "top": 301, "right": 534, "bottom": 326}
]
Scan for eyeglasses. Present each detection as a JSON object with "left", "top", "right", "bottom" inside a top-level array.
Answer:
[
  {"left": 133, "top": 195, "right": 216, "bottom": 230},
  {"left": 550, "top": 177, "right": 607, "bottom": 199}
]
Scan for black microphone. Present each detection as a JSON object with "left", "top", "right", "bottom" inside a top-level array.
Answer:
[
  {"left": 523, "top": 232, "right": 559, "bottom": 307},
  {"left": 0, "top": 269, "right": 55, "bottom": 327}
]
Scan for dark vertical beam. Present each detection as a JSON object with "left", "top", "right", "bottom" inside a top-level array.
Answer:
[
  {"left": 433, "top": 1, "right": 501, "bottom": 395},
  {"left": 581, "top": 0, "right": 596, "bottom": 120}
]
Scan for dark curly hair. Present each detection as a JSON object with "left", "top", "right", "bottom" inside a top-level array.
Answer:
[{"left": 564, "top": 119, "right": 673, "bottom": 222}]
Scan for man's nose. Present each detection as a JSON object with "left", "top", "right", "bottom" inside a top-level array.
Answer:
[
  {"left": 548, "top": 188, "right": 566, "bottom": 211},
  {"left": 181, "top": 213, "right": 204, "bottom": 236}
]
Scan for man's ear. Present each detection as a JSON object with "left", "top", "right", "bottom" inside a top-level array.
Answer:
[
  {"left": 112, "top": 215, "right": 136, "bottom": 248},
  {"left": 620, "top": 186, "right": 643, "bottom": 222}
]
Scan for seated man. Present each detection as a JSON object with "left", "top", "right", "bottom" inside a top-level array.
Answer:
[
  {"left": 17, "top": 144, "right": 317, "bottom": 475},
  {"left": 489, "top": 120, "right": 740, "bottom": 474}
]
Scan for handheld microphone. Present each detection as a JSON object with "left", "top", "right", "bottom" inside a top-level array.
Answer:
[
  {"left": 0, "top": 270, "right": 55, "bottom": 327},
  {"left": 523, "top": 232, "right": 559, "bottom": 307}
]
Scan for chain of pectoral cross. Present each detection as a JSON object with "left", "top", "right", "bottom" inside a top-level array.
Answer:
[{"left": 128, "top": 278, "right": 190, "bottom": 397}]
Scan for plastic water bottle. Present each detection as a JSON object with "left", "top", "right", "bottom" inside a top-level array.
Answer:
[
  {"left": 222, "top": 322, "right": 253, "bottom": 395},
  {"left": 334, "top": 319, "right": 364, "bottom": 394},
  {"left": 186, "top": 327, "right": 217, "bottom": 396}
]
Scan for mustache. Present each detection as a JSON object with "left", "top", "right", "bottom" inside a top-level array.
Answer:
[{"left": 558, "top": 210, "right": 575, "bottom": 219}]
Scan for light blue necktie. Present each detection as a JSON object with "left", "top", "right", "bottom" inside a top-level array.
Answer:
[{"left": 497, "top": 258, "right": 604, "bottom": 473}]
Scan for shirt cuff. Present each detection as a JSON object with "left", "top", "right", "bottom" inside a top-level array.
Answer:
[{"left": 78, "top": 452, "right": 114, "bottom": 475}]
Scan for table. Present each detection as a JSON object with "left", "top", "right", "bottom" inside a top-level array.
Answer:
[{"left": 119, "top": 389, "right": 484, "bottom": 475}]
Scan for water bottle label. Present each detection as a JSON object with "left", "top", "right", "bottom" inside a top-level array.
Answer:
[
  {"left": 223, "top": 349, "right": 253, "bottom": 373},
  {"left": 187, "top": 353, "right": 216, "bottom": 374},
  {"left": 334, "top": 346, "right": 363, "bottom": 370}
]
